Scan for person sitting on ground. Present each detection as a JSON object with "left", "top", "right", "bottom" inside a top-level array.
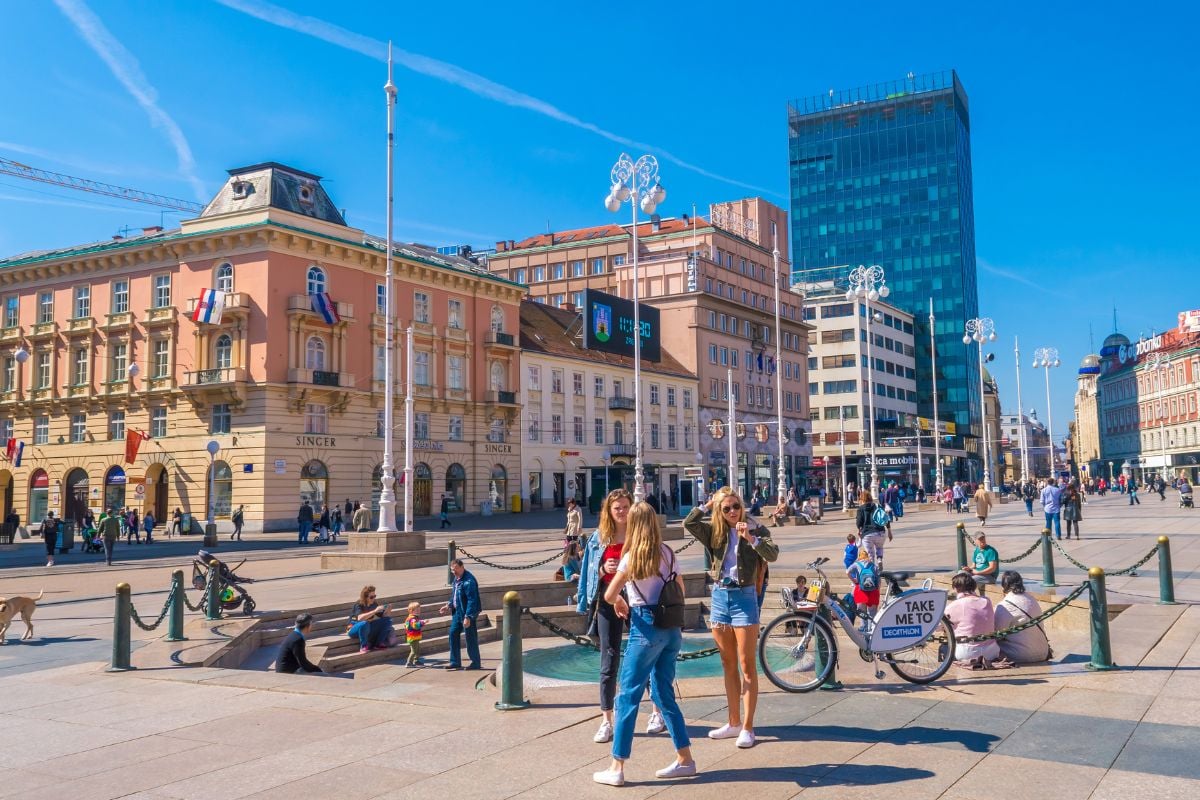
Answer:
[
  {"left": 560, "top": 538, "right": 582, "bottom": 582},
  {"left": 790, "top": 575, "right": 809, "bottom": 606},
  {"left": 276, "top": 612, "right": 323, "bottom": 674},
  {"left": 347, "top": 585, "right": 394, "bottom": 653},
  {"left": 768, "top": 500, "right": 789, "bottom": 527},
  {"left": 993, "top": 571, "right": 1051, "bottom": 663},
  {"left": 945, "top": 573, "right": 1006, "bottom": 669},
  {"left": 799, "top": 497, "right": 818, "bottom": 524},
  {"left": 846, "top": 547, "right": 881, "bottom": 628},
  {"left": 962, "top": 532, "right": 999, "bottom": 594}
]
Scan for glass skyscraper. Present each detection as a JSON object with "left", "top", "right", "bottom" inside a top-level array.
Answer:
[{"left": 788, "top": 70, "right": 981, "bottom": 478}]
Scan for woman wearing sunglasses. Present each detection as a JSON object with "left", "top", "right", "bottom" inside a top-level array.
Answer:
[{"left": 684, "top": 487, "right": 778, "bottom": 749}]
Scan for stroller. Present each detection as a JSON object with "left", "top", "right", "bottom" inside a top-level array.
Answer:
[
  {"left": 81, "top": 525, "right": 103, "bottom": 554},
  {"left": 1181, "top": 489, "right": 1194, "bottom": 509},
  {"left": 192, "top": 549, "right": 257, "bottom": 615}
]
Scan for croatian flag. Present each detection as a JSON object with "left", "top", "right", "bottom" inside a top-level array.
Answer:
[
  {"left": 12, "top": 441, "right": 23, "bottom": 467},
  {"left": 310, "top": 292, "right": 340, "bottom": 324},
  {"left": 4, "top": 438, "right": 14, "bottom": 462},
  {"left": 191, "top": 288, "right": 225, "bottom": 324}
]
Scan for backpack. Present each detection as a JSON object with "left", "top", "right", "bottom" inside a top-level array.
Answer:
[
  {"left": 870, "top": 504, "right": 890, "bottom": 529},
  {"left": 898, "top": 488, "right": 907, "bottom": 500},
  {"left": 856, "top": 560, "right": 879, "bottom": 592}
]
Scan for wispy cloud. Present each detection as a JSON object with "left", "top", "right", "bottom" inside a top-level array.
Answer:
[
  {"left": 978, "top": 258, "right": 1070, "bottom": 300},
  {"left": 214, "top": 0, "right": 781, "bottom": 197},
  {"left": 52, "top": 0, "right": 206, "bottom": 201}
]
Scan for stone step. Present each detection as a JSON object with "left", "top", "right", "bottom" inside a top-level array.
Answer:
[
  {"left": 319, "top": 620, "right": 500, "bottom": 672},
  {"left": 310, "top": 614, "right": 473, "bottom": 659}
]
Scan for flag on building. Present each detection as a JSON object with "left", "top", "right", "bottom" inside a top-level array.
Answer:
[
  {"left": 124, "top": 430, "right": 150, "bottom": 464},
  {"left": 310, "top": 292, "right": 339, "bottom": 324},
  {"left": 191, "top": 288, "right": 226, "bottom": 324},
  {"left": 12, "top": 441, "right": 23, "bottom": 467},
  {"left": 3, "top": 438, "right": 13, "bottom": 461}
]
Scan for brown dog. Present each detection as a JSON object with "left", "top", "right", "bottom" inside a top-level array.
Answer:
[{"left": 0, "top": 589, "right": 42, "bottom": 644}]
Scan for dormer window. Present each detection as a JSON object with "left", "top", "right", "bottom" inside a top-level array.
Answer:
[
  {"left": 297, "top": 184, "right": 315, "bottom": 206},
  {"left": 231, "top": 179, "right": 251, "bottom": 199}
]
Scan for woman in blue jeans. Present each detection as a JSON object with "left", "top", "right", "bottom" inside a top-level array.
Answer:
[
  {"left": 347, "top": 585, "right": 393, "bottom": 653},
  {"left": 593, "top": 502, "right": 695, "bottom": 787}
]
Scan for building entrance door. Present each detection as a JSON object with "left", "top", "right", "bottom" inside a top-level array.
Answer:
[
  {"left": 414, "top": 463, "right": 432, "bottom": 516},
  {"left": 552, "top": 473, "right": 565, "bottom": 508},
  {"left": 65, "top": 469, "right": 89, "bottom": 525}
]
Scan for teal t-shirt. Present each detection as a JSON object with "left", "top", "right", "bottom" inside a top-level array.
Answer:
[{"left": 973, "top": 545, "right": 998, "bottom": 575}]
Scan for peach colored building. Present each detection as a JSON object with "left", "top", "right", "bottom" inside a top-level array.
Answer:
[
  {"left": 488, "top": 198, "right": 813, "bottom": 496},
  {"left": 0, "top": 163, "right": 523, "bottom": 533}
]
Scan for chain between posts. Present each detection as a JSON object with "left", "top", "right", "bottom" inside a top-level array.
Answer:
[
  {"left": 456, "top": 545, "right": 563, "bottom": 571},
  {"left": 521, "top": 607, "right": 720, "bottom": 661},
  {"left": 956, "top": 582, "right": 1089, "bottom": 643},
  {"left": 129, "top": 583, "right": 177, "bottom": 632},
  {"left": 182, "top": 569, "right": 209, "bottom": 612},
  {"left": 1000, "top": 536, "right": 1043, "bottom": 564},
  {"left": 1050, "top": 538, "right": 1157, "bottom": 576},
  {"left": 673, "top": 538, "right": 696, "bottom": 554}
]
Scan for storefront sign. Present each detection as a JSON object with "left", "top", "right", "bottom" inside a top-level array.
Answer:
[
  {"left": 106, "top": 467, "right": 127, "bottom": 485},
  {"left": 296, "top": 435, "right": 337, "bottom": 447},
  {"left": 862, "top": 454, "right": 918, "bottom": 467},
  {"left": 685, "top": 254, "right": 698, "bottom": 292},
  {"left": 484, "top": 443, "right": 513, "bottom": 455},
  {"left": 1119, "top": 334, "right": 1163, "bottom": 363},
  {"left": 414, "top": 440, "right": 444, "bottom": 451},
  {"left": 708, "top": 451, "right": 727, "bottom": 465},
  {"left": 707, "top": 419, "right": 725, "bottom": 440},
  {"left": 559, "top": 450, "right": 580, "bottom": 457}
]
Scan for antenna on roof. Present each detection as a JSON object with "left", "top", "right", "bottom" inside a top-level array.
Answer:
[
  {"left": 1112, "top": 305, "right": 1118, "bottom": 333},
  {"left": 1089, "top": 323, "right": 1095, "bottom": 353}
]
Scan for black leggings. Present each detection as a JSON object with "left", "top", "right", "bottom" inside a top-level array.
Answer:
[
  {"left": 1065, "top": 519, "right": 1080, "bottom": 537},
  {"left": 43, "top": 533, "right": 56, "bottom": 556},
  {"left": 596, "top": 597, "right": 625, "bottom": 712}
]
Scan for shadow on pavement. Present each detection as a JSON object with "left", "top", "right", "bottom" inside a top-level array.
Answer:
[{"left": 678, "top": 763, "right": 935, "bottom": 787}]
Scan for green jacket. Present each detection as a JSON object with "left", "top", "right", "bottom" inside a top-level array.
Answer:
[
  {"left": 99, "top": 515, "right": 122, "bottom": 540},
  {"left": 684, "top": 507, "right": 779, "bottom": 586}
]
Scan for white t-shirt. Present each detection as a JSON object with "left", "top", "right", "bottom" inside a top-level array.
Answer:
[{"left": 617, "top": 544, "right": 677, "bottom": 606}]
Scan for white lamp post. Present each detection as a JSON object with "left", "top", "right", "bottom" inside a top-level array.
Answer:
[
  {"left": 964, "top": 317, "right": 997, "bottom": 490},
  {"left": 1146, "top": 352, "right": 1171, "bottom": 483},
  {"left": 929, "top": 299, "right": 944, "bottom": 495},
  {"left": 376, "top": 46, "right": 399, "bottom": 532},
  {"left": 604, "top": 153, "right": 665, "bottom": 503},
  {"left": 771, "top": 224, "right": 786, "bottom": 506},
  {"left": 846, "top": 264, "right": 889, "bottom": 499},
  {"left": 206, "top": 440, "right": 220, "bottom": 526},
  {"left": 1032, "top": 347, "right": 1060, "bottom": 476},
  {"left": 1013, "top": 336, "right": 1029, "bottom": 484}
]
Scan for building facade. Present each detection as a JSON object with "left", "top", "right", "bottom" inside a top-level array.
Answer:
[
  {"left": 1073, "top": 354, "right": 1102, "bottom": 479},
  {"left": 488, "top": 198, "right": 814, "bottom": 498},
  {"left": 518, "top": 301, "right": 699, "bottom": 513},
  {"left": 0, "top": 162, "right": 524, "bottom": 532},
  {"left": 788, "top": 70, "right": 982, "bottom": 474},
  {"left": 998, "top": 411, "right": 1051, "bottom": 484}
]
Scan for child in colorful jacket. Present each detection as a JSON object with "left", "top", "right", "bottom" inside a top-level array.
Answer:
[{"left": 404, "top": 601, "right": 424, "bottom": 666}]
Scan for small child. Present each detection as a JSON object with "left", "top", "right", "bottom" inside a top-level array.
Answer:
[
  {"left": 791, "top": 575, "right": 809, "bottom": 605},
  {"left": 404, "top": 601, "right": 424, "bottom": 666},
  {"left": 843, "top": 533, "right": 859, "bottom": 569}
]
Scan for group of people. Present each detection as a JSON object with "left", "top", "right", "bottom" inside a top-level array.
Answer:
[{"left": 296, "top": 499, "right": 373, "bottom": 544}]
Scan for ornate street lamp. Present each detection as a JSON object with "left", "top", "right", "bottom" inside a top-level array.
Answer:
[
  {"left": 845, "top": 265, "right": 889, "bottom": 499},
  {"left": 964, "top": 317, "right": 997, "bottom": 489},
  {"left": 1032, "top": 346, "right": 1061, "bottom": 476}
]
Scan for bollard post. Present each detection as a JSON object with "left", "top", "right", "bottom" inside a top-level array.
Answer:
[
  {"left": 1040, "top": 529, "right": 1057, "bottom": 588},
  {"left": 1087, "top": 567, "right": 1117, "bottom": 671},
  {"left": 955, "top": 522, "right": 968, "bottom": 572},
  {"left": 205, "top": 559, "right": 222, "bottom": 621},
  {"left": 815, "top": 604, "right": 842, "bottom": 691},
  {"left": 447, "top": 540, "right": 457, "bottom": 587},
  {"left": 108, "top": 583, "right": 134, "bottom": 672},
  {"left": 166, "top": 569, "right": 187, "bottom": 642},
  {"left": 495, "top": 591, "right": 531, "bottom": 710},
  {"left": 1157, "top": 536, "right": 1176, "bottom": 605}
]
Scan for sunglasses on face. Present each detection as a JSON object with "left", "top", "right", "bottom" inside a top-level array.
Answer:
[{"left": 721, "top": 504, "right": 741, "bottom": 512}]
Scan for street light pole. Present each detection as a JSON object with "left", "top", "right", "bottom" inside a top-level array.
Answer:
[
  {"left": 605, "top": 154, "right": 666, "bottom": 503},
  {"left": 1147, "top": 353, "right": 1171, "bottom": 483},
  {"left": 964, "top": 317, "right": 997, "bottom": 490},
  {"left": 846, "top": 265, "right": 889, "bottom": 499},
  {"left": 377, "top": 44, "right": 398, "bottom": 532},
  {"left": 929, "top": 299, "right": 943, "bottom": 494},
  {"left": 1033, "top": 347, "right": 1060, "bottom": 477},
  {"left": 839, "top": 407, "right": 848, "bottom": 511},
  {"left": 1013, "top": 336, "right": 1029, "bottom": 484},
  {"left": 772, "top": 224, "right": 786, "bottom": 506}
]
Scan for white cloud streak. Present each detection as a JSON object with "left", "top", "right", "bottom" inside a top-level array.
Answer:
[
  {"left": 52, "top": 0, "right": 206, "bottom": 201},
  {"left": 978, "top": 258, "right": 1070, "bottom": 300},
  {"left": 214, "top": 0, "right": 781, "bottom": 197}
]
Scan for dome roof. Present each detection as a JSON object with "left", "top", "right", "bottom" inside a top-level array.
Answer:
[
  {"left": 1099, "top": 332, "right": 1129, "bottom": 357},
  {"left": 1080, "top": 354, "right": 1100, "bottom": 367}
]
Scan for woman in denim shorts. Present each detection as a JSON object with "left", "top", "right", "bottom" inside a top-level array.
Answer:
[{"left": 684, "top": 488, "right": 779, "bottom": 749}]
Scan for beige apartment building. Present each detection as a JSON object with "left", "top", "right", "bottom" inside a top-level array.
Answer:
[
  {"left": 0, "top": 162, "right": 523, "bottom": 532},
  {"left": 489, "top": 198, "right": 813, "bottom": 497}
]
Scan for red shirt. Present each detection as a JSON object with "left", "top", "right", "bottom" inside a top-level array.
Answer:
[{"left": 599, "top": 543, "right": 624, "bottom": 585}]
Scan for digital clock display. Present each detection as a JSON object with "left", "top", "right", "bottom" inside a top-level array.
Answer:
[{"left": 583, "top": 288, "right": 661, "bottom": 362}]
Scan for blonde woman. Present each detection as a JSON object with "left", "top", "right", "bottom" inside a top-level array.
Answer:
[
  {"left": 593, "top": 502, "right": 696, "bottom": 786},
  {"left": 576, "top": 489, "right": 666, "bottom": 743},
  {"left": 684, "top": 488, "right": 779, "bottom": 749}
]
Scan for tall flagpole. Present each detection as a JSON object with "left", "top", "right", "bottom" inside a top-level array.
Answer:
[
  {"left": 404, "top": 326, "right": 414, "bottom": 532},
  {"left": 377, "top": 44, "right": 398, "bottom": 532}
]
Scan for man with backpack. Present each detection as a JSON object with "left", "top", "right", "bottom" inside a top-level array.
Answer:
[{"left": 855, "top": 492, "right": 892, "bottom": 564}]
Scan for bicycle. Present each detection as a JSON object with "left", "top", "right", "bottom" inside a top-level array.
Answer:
[{"left": 758, "top": 557, "right": 955, "bottom": 691}]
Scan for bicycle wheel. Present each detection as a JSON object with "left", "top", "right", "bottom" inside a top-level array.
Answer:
[
  {"left": 758, "top": 611, "right": 838, "bottom": 693},
  {"left": 885, "top": 615, "right": 956, "bottom": 684}
]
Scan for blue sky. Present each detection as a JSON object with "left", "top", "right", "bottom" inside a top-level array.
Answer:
[{"left": 2, "top": 0, "right": 1196, "bottom": 437}]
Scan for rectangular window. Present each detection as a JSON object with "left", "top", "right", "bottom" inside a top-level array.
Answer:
[
  {"left": 110, "top": 410, "right": 126, "bottom": 440},
  {"left": 591, "top": 258, "right": 604, "bottom": 274},
  {"left": 374, "top": 345, "right": 386, "bottom": 381},
  {"left": 551, "top": 414, "right": 563, "bottom": 443},
  {"left": 112, "top": 280, "right": 129, "bottom": 314},
  {"left": 449, "top": 416, "right": 464, "bottom": 441},
  {"left": 2, "top": 296, "right": 16, "bottom": 328},
  {"left": 668, "top": 424, "right": 677, "bottom": 449},
  {"left": 709, "top": 379, "right": 718, "bottom": 400},
  {"left": 149, "top": 339, "right": 168, "bottom": 379},
  {"left": 533, "top": 265, "right": 545, "bottom": 282},
  {"left": 71, "top": 413, "right": 88, "bottom": 443},
  {"left": 38, "top": 291, "right": 53, "bottom": 324},
  {"left": 415, "top": 352, "right": 430, "bottom": 385},
  {"left": 551, "top": 369, "right": 563, "bottom": 394},
  {"left": 447, "top": 355, "right": 464, "bottom": 389},
  {"left": 448, "top": 299, "right": 464, "bottom": 329},
  {"left": 527, "top": 414, "right": 540, "bottom": 441},
  {"left": 613, "top": 255, "right": 625, "bottom": 266},
  {"left": 823, "top": 380, "right": 858, "bottom": 394},
  {"left": 2, "top": 357, "right": 13, "bottom": 392},
  {"left": 74, "top": 285, "right": 91, "bottom": 319},
  {"left": 376, "top": 282, "right": 386, "bottom": 314},
  {"left": 613, "top": 379, "right": 623, "bottom": 398},
  {"left": 210, "top": 404, "right": 231, "bottom": 434},
  {"left": 377, "top": 410, "right": 386, "bottom": 438},
  {"left": 110, "top": 342, "right": 128, "bottom": 382},
  {"left": 72, "top": 348, "right": 88, "bottom": 386},
  {"left": 684, "top": 425, "right": 692, "bottom": 450},
  {"left": 573, "top": 415, "right": 584, "bottom": 444},
  {"left": 683, "top": 388, "right": 692, "bottom": 409},
  {"left": 413, "top": 292, "right": 430, "bottom": 323},
  {"left": 733, "top": 382, "right": 741, "bottom": 403},
  {"left": 709, "top": 343, "right": 718, "bottom": 364},
  {"left": 572, "top": 372, "right": 584, "bottom": 396},
  {"left": 35, "top": 352, "right": 50, "bottom": 389},
  {"left": 650, "top": 384, "right": 659, "bottom": 405},
  {"left": 553, "top": 263, "right": 564, "bottom": 279},
  {"left": 528, "top": 365, "right": 541, "bottom": 391},
  {"left": 0, "top": 418, "right": 10, "bottom": 441},
  {"left": 594, "top": 416, "right": 605, "bottom": 444},
  {"left": 571, "top": 260, "right": 584, "bottom": 277},
  {"left": 667, "top": 386, "right": 676, "bottom": 406},
  {"left": 514, "top": 268, "right": 527, "bottom": 284},
  {"left": 150, "top": 407, "right": 167, "bottom": 439},
  {"left": 34, "top": 415, "right": 49, "bottom": 445},
  {"left": 415, "top": 412, "right": 430, "bottom": 440},
  {"left": 594, "top": 375, "right": 604, "bottom": 397},
  {"left": 152, "top": 274, "right": 171, "bottom": 308},
  {"left": 650, "top": 423, "right": 660, "bottom": 449},
  {"left": 572, "top": 291, "right": 584, "bottom": 308}
]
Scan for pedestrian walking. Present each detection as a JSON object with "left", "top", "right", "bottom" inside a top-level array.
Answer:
[
  {"left": 100, "top": 508, "right": 121, "bottom": 565},
  {"left": 439, "top": 497, "right": 451, "bottom": 529},
  {"left": 1022, "top": 480, "right": 1036, "bottom": 516},
  {"left": 973, "top": 485, "right": 992, "bottom": 527},
  {"left": 404, "top": 601, "right": 424, "bottom": 666},
  {"left": 170, "top": 507, "right": 182, "bottom": 538},
  {"left": 855, "top": 490, "right": 892, "bottom": 564},
  {"left": 1061, "top": 482, "right": 1083, "bottom": 539},
  {"left": 943, "top": 485, "right": 954, "bottom": 513},
  {"left": 231, "top": 505, "right": 244, "bottom": 541},
  {"left": 353, "top": 501, "right": 371, "bottom": 532},
  {"left": 317, "top": 505, "right": 331, "bottom": 543},
  {"left": 125, "top": 508, "right": 140, "bottom": 544},
  {"left": 344, "top": 498, "right": 353, "bottom": 518},
  {"left": 1128, "top": 479, "right": 1141, "bottom": 505},
  {"left": 142, "top": 510, "right": 156, "bottom": 544},
  {"left": 40, "top": 511, "right": 59, "bottom": 567},
  {"left": 592, "top": 501, "right": 697, "bottom": 787},
  {"left": 439, "top": 559, "right": 481, "bottom": 670},
  {"left": 564, "top": 498, "right": 582, "bottom": 541},
  {"left": 330, "top": 507, "right": 343, "bottom": 542},
  {"left": 1040, "top": 478, "right": 1064, "bottom": 539},
  {"left": 952, "top": 482, "right": 965, "bottom": 513},
  {"left": 297, "top": 501, "right": 314, "bottom": 543}
]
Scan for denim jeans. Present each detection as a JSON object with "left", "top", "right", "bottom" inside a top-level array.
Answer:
[
  {"left": 1024, "top": 499, "right": 1033, "bottom": 515},
  {"left": 1044, "top": 511, "right": 1061, "bottom": 537},
  {"left": 298, "top": 520, "right": 312, "bottom": 542},
  {"left": 348, "top": 616, "right": 392, "bottom": 648},
  {"left": 448, "top": 613, "right": 480, "bottom": 668},
  {"left": 612, "top": 606, "right": 690, "bottom": 761}
]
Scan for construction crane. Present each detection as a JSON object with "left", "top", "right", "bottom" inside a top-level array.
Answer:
[{"left": 0, "top": 157, "right": 204, "bottom": 213}]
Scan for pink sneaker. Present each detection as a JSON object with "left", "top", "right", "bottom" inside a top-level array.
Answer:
[{"left": 359, "top": 646, "right": 370, "bottom": 654}]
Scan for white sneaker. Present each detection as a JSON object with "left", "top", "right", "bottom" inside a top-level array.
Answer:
[
  {"left": 592, "top": 769, "right": 624, "bottom": 787},
  {"left": 736, "top": 729, "right": 756, "bottom": 749},
  {"left": 655, "top": 760, "right": 697, "bottom": 779},
  {"left": 708, "top": 723, "right": 742, "bottom": 740},
  {"left": 593, "top": 721, "right": 613, "bottom": 743},
  {"left": 646, "top": 711, "right": 666, "bottom": 734}
]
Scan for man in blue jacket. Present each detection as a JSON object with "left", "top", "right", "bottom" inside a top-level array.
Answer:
[{"left": 439, "top": 559, "right": 481, "bottom": 670}]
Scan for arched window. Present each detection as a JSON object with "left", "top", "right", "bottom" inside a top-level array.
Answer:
[
  {"left": 306, "top": 265, "right": 326, "bottom": 296},
  {"left": 445, "top": 463, "right": 466, "bottom": 512},
  {"left": 489, "top": 464, "right": 507, "bottom": 506},
  {"left": 299, "top": 459, "right": 328, "bottom": 509},
  {"left": 489, "top": 361, "right": 506, "bottom": 392},
  {"left": 613, "top": 421, "right": 624, "bottom": 444},
  {"left": 305, "top": 336, "right": 326, "bottom": 370},
  {"left": 215, "top": 262, "right": 234, "bottom": 293},
  {"left": 490, "top": 305, "right": 504, "bottom": 333},
  {"left": 208, "top": 460, "right": 233, "bottom": 516},
  {"left": 214, "top": 334, "right": 233, "bottom": 369}
]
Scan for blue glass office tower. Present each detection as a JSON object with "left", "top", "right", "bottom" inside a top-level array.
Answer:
[{"left": 789, "top": 70, "right": 981, "bottom": 478}]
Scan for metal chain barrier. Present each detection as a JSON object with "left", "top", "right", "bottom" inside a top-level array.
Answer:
[
  {"left": 1000, "top": 536, "right": 1043, "bottom": 564},
  {"left": 522, "top": 607, "right": 720, "bottom": 661},
  {"left": 961, "top": 528, "right": 979, "bottom": 547},
  {"left": 1050, "top": 538, "right": 1157, "bottom": 577},
  {"left": 457, "top": 544, "right": 563, "bottom": 571},
  {"left": 181, "top": 569, "right": 209, "bottom": 612},
  {"left": 673, "top": 538, "right": 696, "bottom": 554},
  {"left": 130, "top": 583, "right": 177, "bottom": 632},
  {"left": 956, "top": 581, "right": 1089, "bottom": 643}
]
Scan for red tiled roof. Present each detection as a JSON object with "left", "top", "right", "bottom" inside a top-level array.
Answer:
[{"left": 511, "top": 217, "right": 709, "bottom": 250}]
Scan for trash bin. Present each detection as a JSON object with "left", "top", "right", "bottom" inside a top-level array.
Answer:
[
  {"left": 180, "top": 513, "right": 193, "bottom": 534},
  {"left": 57, "top": 521, "right": 76, "bottom": 554},
  {"left": 480, "top": 500, "right": 493, "bottom": 516},
  {"left": 511, "top": 494, "right": 522, "bottom": 513}
]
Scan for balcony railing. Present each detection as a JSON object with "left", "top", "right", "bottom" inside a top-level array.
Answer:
[
  {"left": 185, "top": 292, "right": 249, "bottom": 317},
  {"left": 287, "top": 294, "right": 353, "bottom": 321},
  {"left": 608, "top": 396, "right": 636, "bottom": 411},
  {"left": 102, "top": 311, "right": 135, "bottom": 331},
  {"left": 143, "top": 306, "right": 178, "bottom": 326},
  {"left": 66, "top": 317, "right": 96, "bottom": 336},
  {"left": 0, "top": 326, "right": 20, "bottom": 344},
  {"left": 28, "top": 321, "right": 58, "bottom": 340},
  {"left": 287, "top": 367, "right": 351, "bottom": 387},
  {"left": 486, "top": 390, "right": 517, "bottom": 404},
  {"left": 484, "top": 331, "right": 516, "bottom": 347},
  {"left": 609, "top": 443, "right": 636, "bottom": 456}
]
